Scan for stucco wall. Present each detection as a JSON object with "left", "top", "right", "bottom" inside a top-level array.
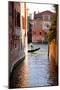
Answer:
[{"left": 49, "top": 39, "right": 57, "bottom": 65}]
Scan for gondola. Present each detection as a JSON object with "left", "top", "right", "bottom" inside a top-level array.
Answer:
[{"left": 28, "top": 47, "right": 40, "bottom": 52}]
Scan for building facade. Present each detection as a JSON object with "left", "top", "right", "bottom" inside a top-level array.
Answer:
[
  {"left": 9, "top": 2, "right": 25, "bottom": 73},
  {"left": 32, "top": 11, "right": 55, "bottom": 43}
]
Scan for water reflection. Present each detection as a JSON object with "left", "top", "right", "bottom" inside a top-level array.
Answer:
[
  {"left": 49, "top": 56, "right": 58, "bottom": 85},
  {"left": 10, "top": 44, "right": 58, "bottom": 88},
  {"left": 10, "top": 57, "right": 29, "bottom": 88}
]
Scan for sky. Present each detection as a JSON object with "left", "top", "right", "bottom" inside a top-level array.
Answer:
[{"left": 26, "top": 3, "right": 55, "bottom": 19}]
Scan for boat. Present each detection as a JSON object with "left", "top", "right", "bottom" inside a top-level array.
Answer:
[{"left": 28, "top": 47, "right": 40, "bottom": 52}]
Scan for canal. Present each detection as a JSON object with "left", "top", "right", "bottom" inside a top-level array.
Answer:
[{"left": 10, "top": 44, "right": 58, "bottom": 88}]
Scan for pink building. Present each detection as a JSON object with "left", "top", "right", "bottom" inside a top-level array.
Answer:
[{"left": 32, "top": 11, "right": 55, "bottom": 43}]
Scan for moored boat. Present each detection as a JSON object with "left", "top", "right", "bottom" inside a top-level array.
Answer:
[{"left": 28, "top": 47, "right": 40, "bottom": 52}]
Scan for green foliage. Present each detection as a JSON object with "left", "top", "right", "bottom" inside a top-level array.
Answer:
[
  {"left": 48, "top": 30, "right": 56, "bottom": 42},
  {"left": 48, "top": 5, "right": 57, "bottom": 43},
  {"left": 48, "top": 16, "right": 57, "bottom": 42}
]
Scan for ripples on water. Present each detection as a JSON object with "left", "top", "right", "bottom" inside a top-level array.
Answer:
[{"left": 10, "top": 44, "right": 58, "bottom": 88}]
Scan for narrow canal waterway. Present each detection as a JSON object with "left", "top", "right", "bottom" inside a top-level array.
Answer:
[{"left": 10, "top": 44, "right": 58, "bottom": 88}]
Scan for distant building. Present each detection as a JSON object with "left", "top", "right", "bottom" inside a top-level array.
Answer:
[
  {"left": 9, "top": 2, "right": 25, "bottom": 73},
  {"left": 32, "top": 10, "right": 55, "bottom": 43}
]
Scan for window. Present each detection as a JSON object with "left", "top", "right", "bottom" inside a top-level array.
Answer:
[
  {"left": 40, "top": 32, "right": 41, "bottom": 35},
  {"left": 17, "top": 12, "right": 20, "bottom": 27},
  {"left": 43, "top": 15, "right": 48, "bottom": 21},
  {"left": 46, "top": 24, "right": 49, "bottom": 28},
  {"left": 48, "top": 15, "right": 51, "bottom": 21},
  {"left": 14, "top": 40, "right": 17, "bottom": 48},
  {"left": 44, "top": 16, "right": 48, "bottom": 20},
  {"left": 43, "top": 15, "right": 51, "bottom": 21}
]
